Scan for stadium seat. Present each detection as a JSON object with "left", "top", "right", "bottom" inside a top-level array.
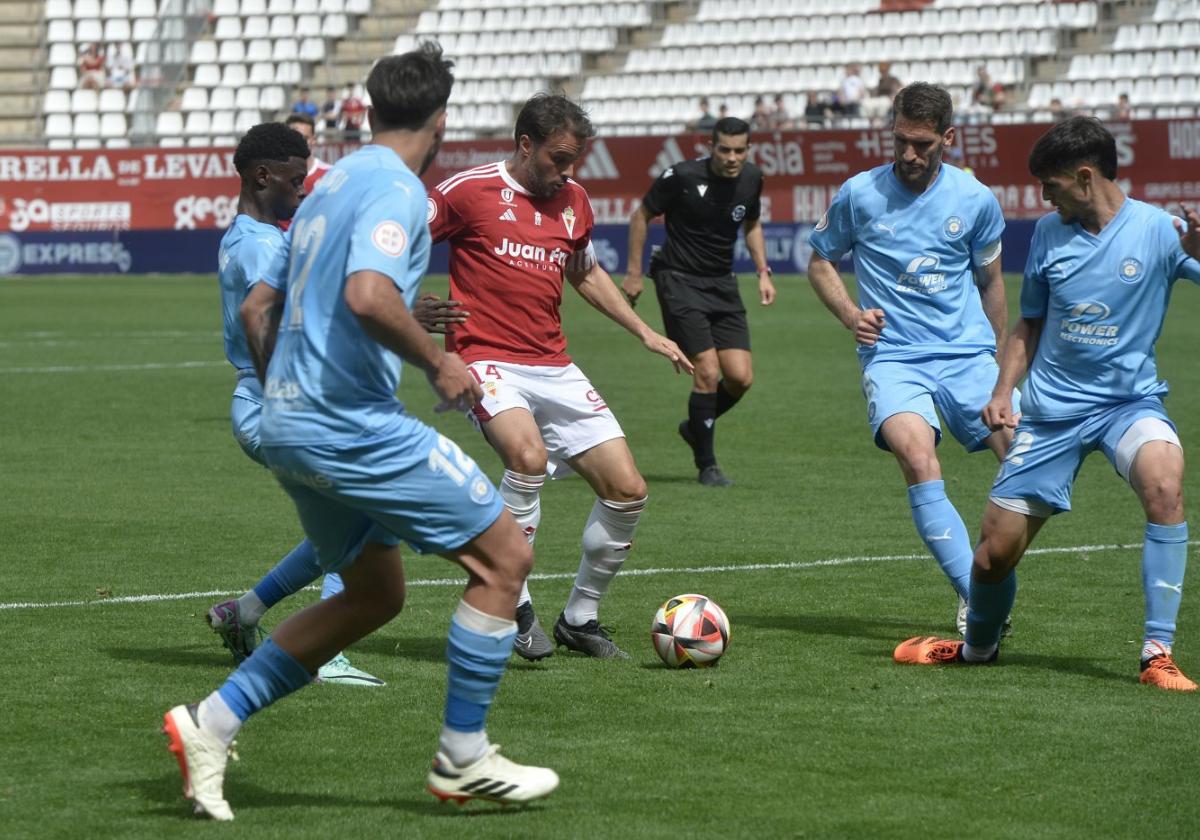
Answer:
[
  {"left": 71, "top": 88, "right": 98, "bottom": 112},
  {"left": 49, "top": 66, "right": 78, "bottom": 89},
  {"left": 76, "top": 18, "right": 103, "bottom": 43},
  {"left": 241, "top": 0, "right": 267, "bottom": 14},
  {"left": 218, "top": 39, "right": 245, "bottom": 63},
  {"left": 43, "top": 89, "right": 71, "bottom": 114},
  {"left": 103, "top": 18, "right": 131, "bottom": 42},
  {"left": 180, "top": 87, "right": 208, "bottom": 111},
  {"left": 221, "top": 63, "right": 248, "bottom": 87},
  {"left": 190, "top": 39, "right": 218, "bottom": 64},
  {"left": 246, "top": 38, "right": 273, "bottom": 62},
  {"left": 184, "top": 111, "right": 211, "bottom": 135},
  {"left": 46, "top": 0, "right": 72, "bottom": 18},
  {"left": 73, "top": 112, "right": 100, "bottom": 139},
  {"left": 129, "top": 0, "right": 155, "bottom": 16},
  {"left": 98, "top": 89, "right": 125, "bottom": 112},
  {"left": 193, "top": 63, "right": 221, "bottom": 87},
  {"left": 73, "top": 0, "right": 100, "bottom": 18},
  {"left": 213, "top": 17, "right": 241, "bottom": 39},
  {"left": 100, "top": 112, "right": 127, "bottom": 138},
  {"left": 211, "top": 110, "right": 235, "bottom": 135}
]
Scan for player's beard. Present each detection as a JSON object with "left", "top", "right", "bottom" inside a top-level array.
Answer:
[{"left": 417, "top": 134, "right": 443, "bottom": 177}]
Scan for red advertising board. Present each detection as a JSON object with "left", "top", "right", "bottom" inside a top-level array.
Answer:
[{"left": 3, "top": 119, "right": 1200, "bottom": 233}]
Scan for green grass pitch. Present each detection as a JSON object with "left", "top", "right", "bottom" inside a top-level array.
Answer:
[{"left": 1, "top": 273, "right": 1198, "bottom": 839}]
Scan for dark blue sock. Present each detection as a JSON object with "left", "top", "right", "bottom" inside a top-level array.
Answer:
[
  {"left": 217, "top": 637, "right": 312, "bottom": 721},
  {"left": 444, "top": 616, "right": 515, "bottom": 732},
  {"left": 965, "top": 572, "right": 1017, "bottom": 651},
  {"left": 252, "top": 540, "right": 322, "bottom": 608}
]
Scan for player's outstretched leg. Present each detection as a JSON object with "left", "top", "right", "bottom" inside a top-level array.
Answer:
[
  {"left": 208, "top": 538, "right": 321, "bottom": 662},
  {"left": 554, "top": 497, "right": 644, "bottom": 660},
  {"left": 1138, "top": 522, "right": 1196, "bottom": 691},
  {"left": 499, "top": 469, "right": 553, "bottom": 661},
  {"left": 428, "top": 514, "right": 558, "bottom": 805},
  {"left": 314, "top": 573, "right": 385, "bottom": 686}
]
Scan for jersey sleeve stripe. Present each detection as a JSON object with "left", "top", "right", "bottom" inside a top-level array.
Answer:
[{"left": 436, "top": 163, "right": 503, "bottom": 194}]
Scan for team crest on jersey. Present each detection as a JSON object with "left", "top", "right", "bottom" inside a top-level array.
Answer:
[
  {"left": 371, "top": 220, "right": 408, "bottom": 257},
  {"left": 469, "top": 475, "right": 494, "bottom": 505},
  {"left": 426, "top": 196, "right": 437, "bottom": 224},
  {"left": 815, "top": 211, "right": 829, "bottom": 232},
  {"left": 1119, "top": 257, "right": 1143, "bottom": 284},
  {"left": 562, "top": 206, "right": 576, "bottom": 237},
  {"left": 534, "top": 211, "right": 542, "bottom": 226},
  {"left": 731, "top": 204, "right": 746, "bottom": 222},
  {"left": 500, "top": 188, "right": 516, "bottom": 206},
  {"left": 943, "top": 216, "right": 966, "bottom": 239}
]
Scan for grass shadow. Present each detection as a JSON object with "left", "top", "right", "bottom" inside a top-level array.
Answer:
[
  {"left": 735, "top": 612, "right": 923, "bottom": 642},
  {"left": 104, "top": 645, "right": 235, "bottom": 669}
]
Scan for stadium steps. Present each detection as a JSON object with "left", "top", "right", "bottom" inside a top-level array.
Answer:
[
  {"left": 0, "top": 0, "right": 44, "bottom": 144},
  {"left": 309, "top": 0, "right": 431, "bottom": 89}
]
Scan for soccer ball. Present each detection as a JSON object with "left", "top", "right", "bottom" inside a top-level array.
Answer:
[{"left": 651, "top": 593, "right": 730, "bottom": 668}]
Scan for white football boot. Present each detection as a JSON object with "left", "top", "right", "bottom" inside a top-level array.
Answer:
[
  {"left": 162, "top": 704, "right": 235, "bottom": 821},
  {"left": 426, "top": 745, "right": 558, "bottom": 805}
]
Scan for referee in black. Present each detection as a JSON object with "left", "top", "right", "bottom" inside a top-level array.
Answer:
[{"left": 622, "top": 117, "right": 776, "bottom": 487}]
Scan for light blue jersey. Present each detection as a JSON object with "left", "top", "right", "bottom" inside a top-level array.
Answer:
[
  {"left": 217, "top": 214, "right": 286, "bottom": 374},
  {"left": 1020, "top": 198, "right": 1200, "bottom": 421},
  {"left": 810, "top": 162, "right": 1005, "bottom": 363},
  {"left": 261, "top": 144, "right": 432, "bottom": 446}
]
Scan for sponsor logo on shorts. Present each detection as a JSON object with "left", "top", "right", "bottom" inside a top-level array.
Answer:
[
  {"left": 943, "top": 216, "right": 965, "bottom": 239},
  {"left": 1060, "top": 300, "right": 1120, "bottom": 346},
  {"left": 1119, "top": 257, "right": 1143, "bottom": 284},
  {"left": 470, "top": 475, "right": 494, "bottom": 505}
]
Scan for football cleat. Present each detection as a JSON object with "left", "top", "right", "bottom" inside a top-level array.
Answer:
[
  {"left": 894, "top": 635, "right": 970, "bottom": 665},
  {"left": 316, "top": 653, "right": 385, "bottom": 687},
  {"left": 698, "top": 465, "right": 733, "bottom": 487},
  {"left": 162, "top": 704, "right": 236, "bottom": 821},
  {"left": 1140, "top": 650, "right": 1198, "bottom": 692},
  {"left": 955, "top": 597, "right": 1013, "bottom": 638},
  {"left": 553, "top": 613, "right": 630, "bottom": 659},
  {"left": 207, "top": 599, "right": 262, "bottom": 663},
  {"left": 426, "top": 745, "right": 558, "bottom": 805},
  {"left": 513, "top": 602, "right": 554, "bottom": 661}
]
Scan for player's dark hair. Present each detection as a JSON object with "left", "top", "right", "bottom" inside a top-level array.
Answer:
[
  {"left": 366, "top": 42, "right": 454, "bottom": 132},
  {"left": 284, "top": 113, "right": 314, "bottom": 130},
  {"left": 712, "top": 117, "right": 750, "bottom": 143},
  {"left": 233, "top": 122, "right": 311, "bottom": 177},
  {"left": 513, "top": 93, "right": 595, "bottom": 146},
  {"left": 1028, "top": 115, "right": 1118, "bottom": 180},
  {"left": 892, "top": 82, "right": 953, "bottom": 133}
]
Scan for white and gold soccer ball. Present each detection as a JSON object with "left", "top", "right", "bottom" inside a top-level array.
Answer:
[{"left": 651, "top": 593, "right": 730, "bottom": 668}]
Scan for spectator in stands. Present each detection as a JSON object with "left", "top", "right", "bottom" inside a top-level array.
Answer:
[
  {"left": 339, "top": 85, "right": 366, "bottom": 141},
  {"left": 319, "top": 86, "right": 339, "bottom": 133},
  {"left": 805, "top": 90, "right": 834, "bottom": 127},
  {"left": 291, "top": 87, "right": 319, "bottom": 119},
  {"left": 718, "top": 103, "right": 729, "bottom": 120},
  {"left": 1115, "top": 92, "right": 1132, "bottom": 121},
  {"left": 689, "top": 97, "right": 717, "bottom": 132},
  {"left": 863, "top": 61, "right": 902, "bottom": 124},
  {"left": 106, "top": 42, "right": 135, "bottom": 92},
  {"left": 1049, "top": 97, "right": 1070, "bottom": 122},
  {"left": 971, "top": 64, "right": 1004, "bottom": 111},
  {"left": 837, "top": 63, "right": 865, "bottom": 118},
  {"left": 749, "top": 96, "right": 772, "bottom": 131},
  {"left": 769, "top": 93, "right": 793, "bottom": 130},
  {"left": 78, "top": 43, "right": 106, "bottom": 90}
]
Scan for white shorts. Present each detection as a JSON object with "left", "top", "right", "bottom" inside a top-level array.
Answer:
[{"left": 467, "top": 361, "right": 625, "bottom": 478}]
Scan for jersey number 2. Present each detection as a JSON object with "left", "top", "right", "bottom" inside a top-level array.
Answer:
[{"left": 428, "top": 434, "right": 477, "bottom": 486}]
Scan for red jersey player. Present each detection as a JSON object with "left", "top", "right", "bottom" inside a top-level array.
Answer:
[{"left": 428, "top": 94, "right": 692, "bottom": 660}]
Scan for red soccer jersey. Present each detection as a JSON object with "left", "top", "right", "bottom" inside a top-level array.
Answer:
[
  {"left": 428, "top": 161, "right": 595, "bottom": 366},
  {"left": 304, "top": 157, "right": 331, "bottom": 195}
]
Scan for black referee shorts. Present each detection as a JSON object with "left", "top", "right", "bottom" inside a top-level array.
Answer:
[{"left": 650, "top": 267, "right": 751, "bottom": 358}]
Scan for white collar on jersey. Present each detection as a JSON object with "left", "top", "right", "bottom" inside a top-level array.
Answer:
[{"left": 496, "top": 160, "right": 532, "bottom": 196}]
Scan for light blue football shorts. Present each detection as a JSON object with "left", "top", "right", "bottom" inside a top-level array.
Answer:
[
  {"left": 261, "top": 416, "right": 504, "bottom": 573},
  {"left": 990, "top": 396, "right": 1179, "bottom": 517},
  {"left": 230, "top": 373, "right": 266, "bottom": 465},
  {"left": 861, "top": 352, "right": 1021, "bottom": 453}
]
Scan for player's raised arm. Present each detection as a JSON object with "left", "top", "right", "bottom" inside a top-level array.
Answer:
[
  {"left": 741, "top": 217, "right": 776, "bottom": 305},
  {"left": 622, "top": 204, "right": 657, "bottom": 306},
  {"left": 567, "top": 259, "right": 694, "bottom": 374},
  {"left": 344, "top": 270, "right": 481, "bottom": 410},
  {"left": 241, "top": 282, "right": 286, "bottom": 384}
]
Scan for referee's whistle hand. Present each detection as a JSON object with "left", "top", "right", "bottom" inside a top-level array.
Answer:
[{"left": 758, "top": 275, "right": 777, "bottom": 306}]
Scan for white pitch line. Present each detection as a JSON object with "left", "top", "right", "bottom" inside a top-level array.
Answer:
[
  {"left": 2, "top": 540, "right": 1187, "bottom": 612},
  {"left": 0, "top": 360, "right": 227, "bottom": 375}
]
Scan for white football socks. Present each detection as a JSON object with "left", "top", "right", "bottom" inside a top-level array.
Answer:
[
  {"left": 197, "top": 692, "right": 242, "bottom": 748},
  {"left": 563, "top": 496, "right": 646, "bottom": 626},
  {"left": 500, "top": 470, "right": 544, "bottom": 609},
  {"left": 235, "top": 591, "right": 267, "bottom": 626}
]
